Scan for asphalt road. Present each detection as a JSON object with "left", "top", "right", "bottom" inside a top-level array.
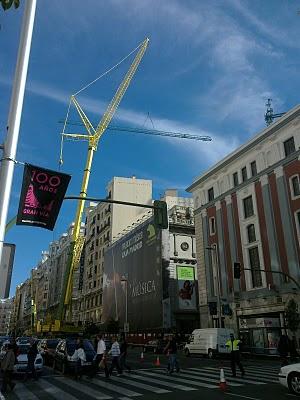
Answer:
[{"left": 0, "top": 349, "right": 294, "bottom": 400}]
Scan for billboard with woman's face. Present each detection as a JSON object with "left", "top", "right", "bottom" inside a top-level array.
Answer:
[
  {"left": 177, "top": 265, "right": 197, "bottom": 310},
  {"left": 102, "top": 218, "right": 162, "bottom": 331}
]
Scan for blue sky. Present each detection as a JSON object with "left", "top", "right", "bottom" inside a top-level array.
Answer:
[{"left": 1, "top": 0, "right": 300, "bottom": 295}]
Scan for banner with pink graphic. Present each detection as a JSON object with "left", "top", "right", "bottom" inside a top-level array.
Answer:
[{"left": 17, "top": 164, "right": 71, "bottom": 230}]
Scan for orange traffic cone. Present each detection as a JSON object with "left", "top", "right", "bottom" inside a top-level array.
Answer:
[
  {"left": 155, "top": 356, "right": 161, "bottom": 367},
  {"left": 140, "top": 351, "right": 144, "bottom": 362},
  {"left": 219, "top": 367, "right": 228, "bottom": 391}
]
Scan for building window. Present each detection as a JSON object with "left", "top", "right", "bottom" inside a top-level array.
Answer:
[
  {"left": 243, "top": 196, "right": 254, "bottom": 218},
  {"left": 291, "top": 175, "right": 300, "bottom": 197},
  {"left": 233, "top": 172, "right": 239, "bottom": 187},
  {"left": 241, "top": 167, "right": 247, "bottom": 182},
  {"left": 248, "top": 246, "right": 262, "bottom": 288},
  {"left": 94, "top": 265, "right": 97, "bottom": 274},
  {"left": 209, "top": 217, "right": 216, "bottom": 235},
  {"left": 284, "top": 137, "right": 296, "bottom": 157},
  {"left": 208, "top": 187, "right": 214, "bottom": 202},
  {"left": 250, "top": 161, "right": 257, "bottom": 177},
  {"left": 93, "top": 281, "right": 96, "bottom": 288},
  {"left": 247, "top": 224, "right": 256, "bottom": 243}
]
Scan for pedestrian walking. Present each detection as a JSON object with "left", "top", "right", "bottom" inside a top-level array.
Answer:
[
  {"left": 1, "top": 343, "right": 16, "bottom": 395},
  {"left": 278, "top": 334, "right": 290, "bottom": 367},
  {"left": 108, "top": 336, "right": 122, "bottom": 376},
  {"left": 68, "top": 339, "right": 86, "bottom": 380},
  {"left": 25, "top": 338, "right": 38, "bottom": 381},
  {"left": 225, "top": 333, "right": 245, "bottom": 378},
  {"left": 164, "top": 334, "right": 180, "bottom": 374},
  {"left": 94, "top": 334, "right": 109, "bottom": 378},
  {"left": 119, "top": 333, "right": 131, "bottom": 373}
]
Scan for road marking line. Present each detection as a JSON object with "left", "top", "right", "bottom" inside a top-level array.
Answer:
[
  {"left": 14, "top": 384, "right": 39, "bottom": 400},
  {"left": 225, "top": 393, "right": 262, "bottom": 400},
  {"left": 53, "top": 377, "right": 112, "bottom": 399},
  {"left": 114, "top": 375, "right": 170, "bottom": 393},
  {"left": 182, "top": 368, "right": 265, "bottom": 385},
  {"left": 220, "top": 368, "right": 277, "bottom": 383},
  {"left": 38, "top": 379, "right": 78, "bottom": 400},
  {"left": 173, "top": 370, "right": 242, "bottom": 386},
  {"left": 83, "top": 376, "right": 142, "bottom": 397},
  {"left": 138, "top": 370, "right": 217, "bottom": 389},
  {"left": 128, "top": 372, "right": 196, "bottom": 391}
]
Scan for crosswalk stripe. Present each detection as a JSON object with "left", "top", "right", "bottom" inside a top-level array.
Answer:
[
  {"left": 83, "top": 376, "right": 142, "bottom": 397},
  {"left": 182, "top": 368, "right": 266, "bottom": 385},
  {"left": 14, "top": 384, "right": 39, "bottom": 400},
  {"left": 53, "top": 377, "right": 112, "bottom": 399},
  {"left": 127, "top": 372, "right": 196, "bottom": 391},
  {"left": 169, "top": 370, "right": 242, "bottom": 386},
  {"left": 38, "top": 379, "right": 79, "bottom": 400},
  {"left": 113, "top": 374, "right": 170, "bottom": 393},
  {"left": 137, "top": 370, "right": 218, "bottom": 389},
  {"left": 243, "top": 366, "right": 278, "bottom": 375},
  {"left": 218, "top": 367, "right": 277, "bottom": 383}
]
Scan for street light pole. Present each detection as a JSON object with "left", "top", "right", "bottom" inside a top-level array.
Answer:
[{"left": 0, "top": 0, "right": 37, "bottom": 266}]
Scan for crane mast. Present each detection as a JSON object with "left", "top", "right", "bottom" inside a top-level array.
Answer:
[{"left": 58, "top": 38, "right": 149, "bottom": 322}]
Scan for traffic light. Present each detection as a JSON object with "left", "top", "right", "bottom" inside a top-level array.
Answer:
[
  {"left": 208, "top": 302, "right": 217, "bottom": 316},
  {"left": 153, "top": 200, "right": 168, "bottom": 229},
  {"left": 234, "top": 262, "right": 241, "bottom": 279}
]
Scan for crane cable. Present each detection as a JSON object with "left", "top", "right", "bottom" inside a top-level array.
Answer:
[{"left": 59, "top": 39, "right": 146, "bottom": 168}]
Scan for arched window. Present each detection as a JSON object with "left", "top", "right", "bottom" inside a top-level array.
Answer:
[{"left": 247, "top": 224, "right": 256, "bottom": 243}]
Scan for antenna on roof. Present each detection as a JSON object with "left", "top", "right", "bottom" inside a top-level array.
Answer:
[{"left": 264, "top": 98, "right": 286, "bottom": 126}]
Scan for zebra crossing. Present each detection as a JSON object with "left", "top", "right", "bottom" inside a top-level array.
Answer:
[{"left": 7, "top": 364, "right": 281, "bottom": 400}]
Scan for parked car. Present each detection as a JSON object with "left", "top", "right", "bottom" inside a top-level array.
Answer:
[
  {"left": 16, "top": 336, "right": 31, "bottom": 345},
  {"left": 184, "top": 328, "right": 234, "bottom": 358},
  {"left": 279, "top": 362, "right": 300, "bottom": 396},
  {"left": 38, "top": 338, "right": 60, "bottom": 366},
  {"left": 143, "top": 339, "right": 168, "bottom": 354},
  {"left": 5, "top": 343, "right": 43, "bottom": 375},
  {"left": 53, "top": 339, "right": 96, "bottom": 375}
]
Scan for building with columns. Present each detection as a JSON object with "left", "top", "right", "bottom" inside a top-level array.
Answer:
[{"left": 187, "top": 104, "right": 300, "bottom": 352}]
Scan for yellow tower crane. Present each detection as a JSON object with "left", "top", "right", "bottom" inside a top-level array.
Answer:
[{"left": 56, "top": 38, "right": 149, "bottom": 326}]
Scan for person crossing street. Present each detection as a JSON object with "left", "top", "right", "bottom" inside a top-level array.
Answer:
[
  {"left": 226, "top": 333, "right": 245, "bottom": 378},
  {"left": 108, "top": 336, "right": 122, "bottom": 376},
  {"left": 119, "top": 333, "right": 131, "bottom": 373},
  {"left": 164, "top": 334, "right": 180, "bottom": 374},
  {"left": 95, "top": 334, "right": 109, "bottom": 378}
]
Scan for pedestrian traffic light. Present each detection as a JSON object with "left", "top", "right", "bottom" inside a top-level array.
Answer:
[
  {"left": 234, "top": 262, "right": 241, "bottom": 279},
  {"left": 153, "top": 200, "right": 168, "bottom": 229}
]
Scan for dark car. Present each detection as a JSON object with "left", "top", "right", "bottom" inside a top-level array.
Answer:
[
  {"left": 143, "top": 339, "right": 168, "bottom": 354},
  {"left": 38, "top": 339, "right": 60, "bottom": 366},
  {"left": 53, "top": 339, "right": 96, "bottom": 375}
]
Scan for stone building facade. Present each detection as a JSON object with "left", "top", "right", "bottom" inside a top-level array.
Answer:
[{"left": 187, "top": 104, "right": 300, "bottom": 352}]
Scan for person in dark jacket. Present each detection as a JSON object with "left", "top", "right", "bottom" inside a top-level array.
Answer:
[
  {"left": 278, "top": 334, "right": 290, "bottom": 367},
  {"left": 1, "top": 343, "right": 16, "bottom": 394},
  {"left": 164, "top": 335, "right": 180, "bottom": 374},
  {"left": 119, "top": 333, "right": 131, "bottom": 373},
  {"left": 25, "top": 339, "right": 38, "bottom": 381}
]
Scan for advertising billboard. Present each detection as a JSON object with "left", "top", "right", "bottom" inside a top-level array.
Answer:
[
  {"left": 102, "top": 218, "right": 162, "bottom": 331},
  {"left": 0, "top": 243, "right": 15, "bottom": 298},
  {"left": 17, "top": 164, "right": 71, "bottom": 230},
  {"left": 177, "top": 265, "right": 197, "bottom": 310}
]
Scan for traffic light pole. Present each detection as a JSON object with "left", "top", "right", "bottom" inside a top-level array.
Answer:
[
  {"left": 64, "top": 196, "right": 168, "bottom": 228},
  {"left": 241, "top": 268, "right": 300, "bottom": 291}
]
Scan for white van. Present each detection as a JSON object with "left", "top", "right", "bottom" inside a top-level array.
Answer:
[{"left": 184, "top": 328, "right": 234, "bottom": 358}]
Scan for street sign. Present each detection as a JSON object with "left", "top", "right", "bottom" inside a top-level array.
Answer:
[{"left": 124, "top": 322, "right": 129, "bottom": 333}]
